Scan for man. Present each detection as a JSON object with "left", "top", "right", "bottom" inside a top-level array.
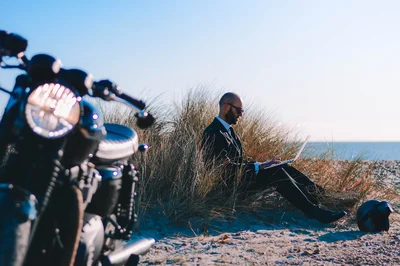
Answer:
[{"left": 201, "top": 92, "right": 346, "bottom": 224}]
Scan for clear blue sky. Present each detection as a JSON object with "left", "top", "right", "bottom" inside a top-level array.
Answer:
[{"left": 1, "top": 0, "right": 400, "bottom": 141}]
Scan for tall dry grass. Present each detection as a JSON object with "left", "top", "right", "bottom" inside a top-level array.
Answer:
[{"left": 98, "top": 88, "right": 398, "bottom": 223}]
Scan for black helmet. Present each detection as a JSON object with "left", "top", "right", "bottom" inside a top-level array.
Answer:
[{"left": 356, "top": 200, "right": 394, "bottom": 232}]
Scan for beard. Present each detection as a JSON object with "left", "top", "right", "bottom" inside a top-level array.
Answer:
[{"left": 226, "top": 108, "right": 239, "bottom": 125}]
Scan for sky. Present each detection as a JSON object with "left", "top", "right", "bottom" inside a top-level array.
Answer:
[{"left": 1, "top": 0, "right": 400, "bottom": 141}]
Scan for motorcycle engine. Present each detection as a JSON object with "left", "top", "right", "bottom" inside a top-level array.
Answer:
[{"left": 75, "top": 213, "right": 105, "bottom": 266}]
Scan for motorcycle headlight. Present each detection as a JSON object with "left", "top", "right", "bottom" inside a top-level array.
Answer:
[{"left": 25, "top": 83, "right": 81, "bottom": 138}]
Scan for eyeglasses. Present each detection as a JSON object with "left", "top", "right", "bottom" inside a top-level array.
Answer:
[{"left": 226, "top": 103, "right": 244, "bottom": 114}]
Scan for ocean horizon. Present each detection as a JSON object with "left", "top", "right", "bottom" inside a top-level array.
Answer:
[{"left": 303, "top": 142, "right": 400, "bottom": 161}]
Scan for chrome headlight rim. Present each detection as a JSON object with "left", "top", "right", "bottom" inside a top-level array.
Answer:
[{"left": 25, "top": 82, "right": 82, "bottom": 139}]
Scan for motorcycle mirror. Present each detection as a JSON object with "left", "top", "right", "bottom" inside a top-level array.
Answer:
[{"left": 135, "top": 112, "right": 155, "bottom": 129}]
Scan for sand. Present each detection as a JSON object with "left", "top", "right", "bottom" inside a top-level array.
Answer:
[{"left": 138, "top": 160, "right": 400, "bottom": 265}]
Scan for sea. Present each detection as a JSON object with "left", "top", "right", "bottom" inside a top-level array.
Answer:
[{"left": 303, "top": 142, "right": 400, "bottom": 161}]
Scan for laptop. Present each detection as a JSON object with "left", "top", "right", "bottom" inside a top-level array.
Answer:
[{"left": 263, "top": 137, "right": 309, "bottom": 170}]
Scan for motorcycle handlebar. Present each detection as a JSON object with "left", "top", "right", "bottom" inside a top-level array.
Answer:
[
  {"left": 112, "top": 94, "right": 155, "bottom": 129},
  {"left": 92, "top": 80, "right": 146, "bottom": 110},
  {"left": 119, "top": 92, "right": 146, "bottom": 110},
  {"left": 92, "top": 80, "right": 155, "bottom": 128}
]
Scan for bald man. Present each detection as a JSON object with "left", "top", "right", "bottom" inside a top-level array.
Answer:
[{"left": 201, "top": 92, "right": 346, "bottom": 224}]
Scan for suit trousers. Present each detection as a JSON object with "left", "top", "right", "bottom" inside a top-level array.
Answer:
[{"left": 246, "top": 165, "right": 324, "bottom": 216}]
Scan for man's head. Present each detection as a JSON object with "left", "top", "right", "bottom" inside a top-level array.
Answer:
[{"left": 218, "top": 92, "right": 244, "bottom": 125}]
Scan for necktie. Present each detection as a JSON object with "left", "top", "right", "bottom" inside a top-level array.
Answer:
[
  {"left": 229, "top": 127, "right": 237, "bottom": 140},
  {"left": 229, "top": 127, "right": 242, "bottom": 156}
]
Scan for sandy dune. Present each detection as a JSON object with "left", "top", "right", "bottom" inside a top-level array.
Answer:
[
  {"left": 139, "top": 160, "right": 400, "bottom": 265},
  {"left": 139, "top": 208, "right": 400, "bottom": 265}
]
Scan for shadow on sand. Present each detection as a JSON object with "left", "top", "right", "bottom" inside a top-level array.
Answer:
[
  {"left": 137, "top": 206, "right": 351, "bottom": 241},
  {"left": 318, "top": 230, "right": 366, "bottom": 243}
]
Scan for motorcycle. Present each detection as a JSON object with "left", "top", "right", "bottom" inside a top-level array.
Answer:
[{"left": 0, "top": 31, "right": 155, "bottom": 266}]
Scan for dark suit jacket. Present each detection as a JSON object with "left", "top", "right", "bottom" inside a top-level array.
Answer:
[{"left": 201, "top": 118, "right": 257, "bottom": 183}]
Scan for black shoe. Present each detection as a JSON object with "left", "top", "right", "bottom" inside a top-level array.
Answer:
[{"left": 310, "top": 208, "right": 347, "bottom": 224}]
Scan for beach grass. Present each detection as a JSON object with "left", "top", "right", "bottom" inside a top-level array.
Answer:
[{"left": 99, "top": 87, "right": 398, "bottom": 223}]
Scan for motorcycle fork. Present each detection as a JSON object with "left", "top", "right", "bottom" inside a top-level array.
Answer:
[
  {"left": 24, "top": 185, "right": 84, "bottom": 266},
  {"left": 3, "top": 139, "right": 82, "bottom": 266}
]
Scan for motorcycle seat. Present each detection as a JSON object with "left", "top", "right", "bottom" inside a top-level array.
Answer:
[{"left": 93, "top": 123, "right": 138, "bottom": 162}]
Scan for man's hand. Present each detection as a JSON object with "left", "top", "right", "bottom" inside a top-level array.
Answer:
[{"left": 259, "top": 158, "right": 282, "bottom": 170}]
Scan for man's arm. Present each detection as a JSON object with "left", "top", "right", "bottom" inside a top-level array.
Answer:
[
  {"left": 259, "top": 158, "right": 282, "bottom": 170},
  {"left": 201, "top": 130, "right": 227, "bottom": 161}
]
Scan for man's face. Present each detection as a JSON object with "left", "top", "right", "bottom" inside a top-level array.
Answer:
[{"left": 224, "top": 99, "right": 244, "bottom": 125}]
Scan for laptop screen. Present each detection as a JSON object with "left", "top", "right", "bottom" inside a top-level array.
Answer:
[{"left": 293, "top": 136, "right": 309, "bottom": 161}]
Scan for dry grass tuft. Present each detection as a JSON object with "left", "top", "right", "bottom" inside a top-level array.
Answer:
[{"left": 98, "top": 87, "right": 398, "bottom": 224}]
